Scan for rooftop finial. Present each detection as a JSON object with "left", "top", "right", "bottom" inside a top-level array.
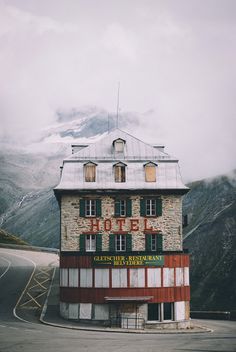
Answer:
[{"left": 116, "top": 82, "right": 120, "bottom": 128}]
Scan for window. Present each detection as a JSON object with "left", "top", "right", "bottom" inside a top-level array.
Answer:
[
  {"left": 113, "top": 138, "right": 125, "bottom": 153},
  {"left": 145, "top": 234, "right": 163, "bottom": 252},
  {"left": 109, "top": 234, "right": 132, "bottom": 252},
  {"left": 144, "top": 162, "right": 157, "bottom": 182},
  {"left": 151, "top": 234, "right": 157, "bottom": 251},
  {"left": 80, "top": 268, "right": 93, "bottom": 287},
  {"left": 86, "top": 234, "right": 96, "bottom": 252},
  {"left": 147, "top": 268, "right": 161, "bottom": 287},
  {"left": 94, "top": 269, "right": 109, "bottom": 288},
  {"left": 115, "top": 234, "right": 126, "bottom": 251},
  {"left": 148, "top": 303, "right": 160, "bottom": 321},
  {"left": 60, "top": 268, "right": 68, "bottom": 287},
  {"left": 80, "top": 199, "right": 101, "bottom": 217},
  {"left": 163, "top": 268, "right": 174, "bottom": 287},
  {"left": 140, "top": 198, "right": 162, "bottom": 217},
  {"left": 80, "top": 234, "right": 102, "bottom": 252},
  {"left": 119, "top": 199, "right": 126, "bottom": 216},
  {"left": 146, "top": 199, "right": 156, "bottom": 216},
  {"left": 112, "top": 269, "right": 127, "bottom": 288},
  {"left": 164, "top": 302, "right": 174, "bottom": 321},
  {"left": 84, "top": 162, "right": 96, "bottom": 182},
  {"left": 68, "top": 268, "right": 79, "bottom": 287},
  {"left": 130, "top": 268, "right": 145, "bottom": 287},
  {"left": 114, "top": 199, "right": 132, "bottom": 217},
  {"left": 114, "top": 162, "right": 126, "bottom": 182},
  {"left": 85, "top": 199, "right": 96, "bottom": 216}
]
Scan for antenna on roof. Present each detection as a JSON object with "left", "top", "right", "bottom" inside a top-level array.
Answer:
[
  {"left": 107, "top": 113, "right": 110, "bottom": 132},
  {"left": 116, "top": 82, "right": 120, "bottom": 128}
]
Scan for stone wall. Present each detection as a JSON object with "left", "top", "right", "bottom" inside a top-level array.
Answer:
[{"left": 61, "top": 194, "right": 183, "bottom": 252}]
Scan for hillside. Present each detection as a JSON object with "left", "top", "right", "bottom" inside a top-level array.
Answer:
[
  {"left": 0, "top": 228, "right": 28, "bottom": 246},
  {"left": 183, "top": 170, "right": 236, "bottom": 311}
]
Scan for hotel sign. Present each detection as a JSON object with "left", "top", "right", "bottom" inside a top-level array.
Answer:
[{"left": 93, "top": 255, "right": 164, "bottom": 267}]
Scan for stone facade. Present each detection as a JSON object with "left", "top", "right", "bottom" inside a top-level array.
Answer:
[{"left": 61, "top": 194, "right": 183, "bottom": 252}]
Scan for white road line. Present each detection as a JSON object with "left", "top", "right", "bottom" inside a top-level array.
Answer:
[
  {"left": 0, "top": 257, "right": 11, "bottom": 279},
  {"left": 0, "top": 325, "right": 6, "bottom": 328}
]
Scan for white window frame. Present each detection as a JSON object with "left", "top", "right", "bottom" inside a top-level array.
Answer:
[
  {"left": 115, "top": 234, "right": 126, "bottom": 252},
  {"left": 151, "top": 234, "right": 157, "bottom": 251},
  {"left": 86, "top": 234, "right": 96, "bottom": 252},
  {"left": 85, "top": 199, "right": 96, "bottom": 217},
  {"left": 119, "top": 199, "right": 126, "bottom": 216},
  {"left": 146, "top": 199, "right": 156, "bottom": 216}
]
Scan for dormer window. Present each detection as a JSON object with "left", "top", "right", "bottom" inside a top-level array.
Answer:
[
  {"left": 144, "top": 162, "right": 157, "bottom": 182},
  {"left": 114, "top": 162, "right": 126, "bottom": 182},
  {"left": 113, "top": 138, "right": 125, "bottom": 153},
  {"left": 84, "top": 162, "right": 97, "bottom": 182}
]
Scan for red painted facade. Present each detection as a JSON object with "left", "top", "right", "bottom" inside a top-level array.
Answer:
[{"left": 60, "top": 253, "right": 190, "bottom": 304}]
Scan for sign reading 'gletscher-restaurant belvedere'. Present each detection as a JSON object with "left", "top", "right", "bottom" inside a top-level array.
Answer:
[{"left": 93, "top": 255, "right": 164, "bottom": 267}]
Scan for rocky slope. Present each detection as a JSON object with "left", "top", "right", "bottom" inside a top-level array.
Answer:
[{"left": 183, "top": 170, "right": 236, "bottom": 311}]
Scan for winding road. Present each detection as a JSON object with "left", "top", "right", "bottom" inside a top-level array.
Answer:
[{"left": 0, "top": 248, "right": 235, "bottom": 352}]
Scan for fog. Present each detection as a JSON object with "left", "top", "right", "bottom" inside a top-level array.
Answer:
[{"left": 0, "top": 0, "right": 235, "bottom": 181}]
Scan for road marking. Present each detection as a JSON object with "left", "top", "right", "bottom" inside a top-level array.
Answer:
[
  {"left": 0, "top": 325, "right": 6, "bottom": 328},
  {"left": 0, "top": 257, "right": 11, "bottom": 279},
  {"left": 9, "top": 327, "right": 19, "bottom": 330},
  {"left": 0, "top": 250, "right": 37, "bottom": 323}
]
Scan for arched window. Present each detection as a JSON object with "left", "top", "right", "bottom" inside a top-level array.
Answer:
[
  {"left": 84, "top": 162, "right": 97, "bottom": 182},
  {"left": 114, "top": 162, "right": 126, "bottom": 182},
  {"left": 144, "top": 162, "right": 157, "bottom": 182}
]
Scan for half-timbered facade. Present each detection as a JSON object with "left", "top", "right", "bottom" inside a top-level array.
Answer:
[{"left": 54, "top": 129, "right": 190, "bottom": 329}]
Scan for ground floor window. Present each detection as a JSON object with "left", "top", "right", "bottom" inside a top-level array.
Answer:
[
  {"left": 163, "top": 302, "right": 174, "bottom": 321},
  {"left": 147, "top": 302, "right": 174, "bottom": 322},
  {"left": 148, "top": 303, "right": 160, "bottom": 321}
]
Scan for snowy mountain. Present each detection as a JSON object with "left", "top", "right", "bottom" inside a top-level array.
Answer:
[{"left": 0, "top": 106, "right": 139, "bottom": 246}]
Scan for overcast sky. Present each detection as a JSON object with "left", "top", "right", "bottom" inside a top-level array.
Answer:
[{"left": 0, "top": 0, "right": 235, "bottom": 181}]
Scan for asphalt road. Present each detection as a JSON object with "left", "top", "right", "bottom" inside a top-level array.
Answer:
[{"left": 0, "top": 248, "right": 236, "bottom": 352}]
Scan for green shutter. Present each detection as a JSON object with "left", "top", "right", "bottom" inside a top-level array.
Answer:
[
  {"left": 109, "top": 234, "right": 115, "bottom": 252},
  {"left": 96, "top": 199, "right": 102, "bottom": 217},
  {"left": 114, "top": 200, "right": 120, "bottom": 217},
  {"left": 79, "top": 234, "right": 85, "bottom": 252},
  {"left": 156, "top": 198, "right": 162, "bottom": 216},
  {"left": 157, "top": 234, "right": 163, "bottom": 252},
  {"left": 145, "top": 234, "right": 152, "bottom": 251},
  {"left": 126, "top": 234, "right": 132, "bottom": 252},
  {"left": 140, "top": 198, "right": 146, "bottom": 216},
  {"left": 79, "top": 199, "right": 85, "bottom": 217},
  {"left": 96, "top": 234, "right": 102, "bottom": 252},
  {"left": 126, "top": 199, "right": 132, "bottom": 217}
]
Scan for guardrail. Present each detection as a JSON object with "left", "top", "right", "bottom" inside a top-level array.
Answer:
[{"left": 191, "top": 311, "right": 236, "bottom": 321}]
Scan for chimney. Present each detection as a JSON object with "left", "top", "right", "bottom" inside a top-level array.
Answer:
[
  {"left": 71, "top": 144, "right": 88, "bottom": 154},
  {"left": 153, "top": 145, "right": 165, "bottom": 152}
]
